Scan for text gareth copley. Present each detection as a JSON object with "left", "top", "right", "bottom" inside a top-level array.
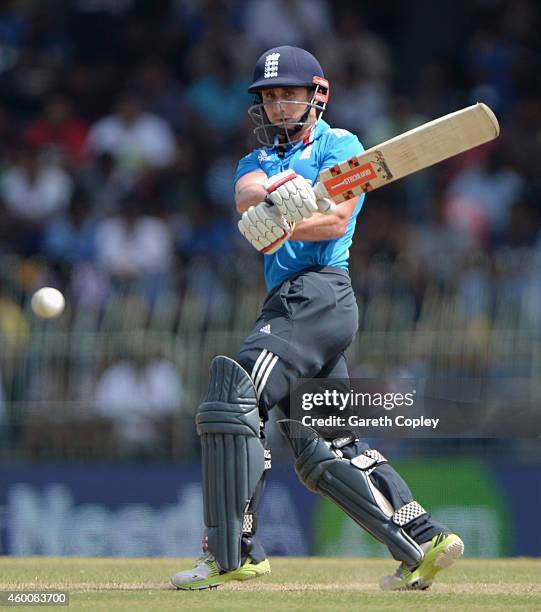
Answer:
[{"left": 301, "top": 415, "right": 440, "bottom": 430}]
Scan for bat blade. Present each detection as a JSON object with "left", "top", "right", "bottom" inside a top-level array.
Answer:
[{"left": 315, "top": 103, "right": 500, "bottom": 203}]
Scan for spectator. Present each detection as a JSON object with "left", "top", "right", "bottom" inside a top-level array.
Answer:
[
  {"left": 414, "top": 197, "right": 474, "bottom": 288},
  {"left": 41, "top": 189, "right": 96, "bottom": 265},
  {"left": 94, "top": 196, "right": 174, "bottom": 300},
  {"left": 0, "top": 103, "right": 20, "bottom": 158},
  {"left": 24, "top": 95, "right": 89, "bottom": 166},
  {"left": 178, "top": 203, "right": 236, "bottom": 261},
  {"left": 1, "top": 148, "right": 73, "bottom": 222},
  {"left": 185, "top": 55, "right": 249, "bottom": 137},
  {"left": 243, "top": 0, "right": 332, "bottom": 49},
  {"left": 365, "top": 96, "right": 428, "bottom": 148},
  {"left": 136, "top": 58, "right": 186, "bottom": 133},
  {"left": 94, "top": 356, "right": 183, "bottom": 453},
  {"left": 319, "top": 10, "right": 392, "bottom": 85},
  {"left": 444, "top": 150, "right": 525, "bottom": 247},
  {"left": 327, "top": 59, "right": 389, "bottom": 141},
  {"left": 0, "top": 288, "right": 28, "bottom": 349},
  {"left": 0, "top": 148, "right": 73, "bottom": 254},
  {"left": 78, "top": 152, "right": 132, "bottom": 217},
  {"left": 85, "top": 92, "right": 177, "bottom": 175}
]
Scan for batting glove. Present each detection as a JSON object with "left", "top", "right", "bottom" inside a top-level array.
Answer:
[
  {"left": 264, "top": 170, "right": 319, "bottom": 222},
  {"left": 238, "top": 201, "right": 295, "bottom": 255},
  {"left": 265, "top": 170, "right": 337, "bottom": 220}
]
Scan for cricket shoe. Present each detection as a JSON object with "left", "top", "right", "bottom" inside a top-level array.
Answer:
[
  {"left": 171, "top": 553, "right": 271, "bottom": 590},
  {"left": 379, "top": 533, "right": 464, "bottom": 591}
]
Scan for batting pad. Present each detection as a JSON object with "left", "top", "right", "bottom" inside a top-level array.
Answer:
[
  {"left": 279, "top": 419, "right": 424, "bottom": 567},
  {"left": 197, "top": 356, "right": 266, "bottom": 572}
]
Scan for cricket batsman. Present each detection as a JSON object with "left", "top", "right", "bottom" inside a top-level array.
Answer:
[{"left": 171, "top": 46, "right": 464, "bottom": 591}]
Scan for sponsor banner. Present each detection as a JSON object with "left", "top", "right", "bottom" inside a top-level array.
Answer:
[
  {"left": 490, "top": 462, "right": 541, "bottom": 557},
  {"left": 0, "top": 464, "right": 312, "bottom": 557},
  {"left": 0, "top": 461, "right": 538, "bottom": 557}
]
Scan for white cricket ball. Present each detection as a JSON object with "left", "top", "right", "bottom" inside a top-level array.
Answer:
[{"left": 31, "top": 287, "right": 65, "bottom": 319}]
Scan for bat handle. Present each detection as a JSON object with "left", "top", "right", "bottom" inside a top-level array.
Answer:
[
  {"left": 313, "top": 181, "right": 328, "bottom": 200},
  {"left": 313, "top": 181, "right": 335, "bottom": 215}
]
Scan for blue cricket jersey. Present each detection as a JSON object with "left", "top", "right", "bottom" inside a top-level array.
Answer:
[{"left": 234, "top": 119, "right": 365, "bottom": 291}]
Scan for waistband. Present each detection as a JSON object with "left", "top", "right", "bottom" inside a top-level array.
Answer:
[
  {"left": 268, "top": 266, "right": 351, "bottom": 295},
  {"left": 304, "top": 265, "right": 351, "bottom": 279}
]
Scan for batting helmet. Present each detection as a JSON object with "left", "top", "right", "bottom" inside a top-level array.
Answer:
[
  {"left": 247, "top": 46, "right": 330, "bottom": 147},
  {"left": 248, "top": 46, "right": 326, "bottom": 93}
]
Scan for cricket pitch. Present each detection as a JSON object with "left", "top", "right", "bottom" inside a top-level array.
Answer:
[{"left": 1, "top": 557, "right": 540, "bottom": 611}]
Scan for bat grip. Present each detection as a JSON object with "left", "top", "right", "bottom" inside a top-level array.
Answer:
[
  {"left": 313, "top": 181, "right": 328, "bottom": 200},
  {"left": 313, "top": 181, "right": 335, "bottom": 214}
]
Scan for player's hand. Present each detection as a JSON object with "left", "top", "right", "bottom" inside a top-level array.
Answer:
[
  {"left": 265, "top": 170, "right": 337, "bottom": 219},
  {"left": 264, "top": 170, "right": 319, "bottom": 222},
  {"left": 238, "top": 201, "right": 295, "bottom": 254}
]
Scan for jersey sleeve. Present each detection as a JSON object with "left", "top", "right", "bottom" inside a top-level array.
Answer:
[
  {"left": 319, "top": 128, "right": 365, "bottom": 172},
  {"left": 234, "top": 150, "right": 263, "bottom": 185}
]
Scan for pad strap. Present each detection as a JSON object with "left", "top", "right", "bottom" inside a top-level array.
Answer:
[
  {"left": 264, "top": 448, "right": 272, "bottom": 470},
  {"left": 392, "top": 501, "right": 427, "bottom": 527},
  {"left": 242, "top": 511, "right": 257, "bottom": 536},
  {"left": 351, "top": 449, "right": 387, "bottom": 471}
]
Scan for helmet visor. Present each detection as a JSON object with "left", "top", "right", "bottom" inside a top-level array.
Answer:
[{"left": 248, "top": 98, "right": 325, "bottom": 147}]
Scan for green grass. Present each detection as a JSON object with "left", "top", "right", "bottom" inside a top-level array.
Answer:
[{"left": 0, "top": 557, "right": 540, "bottom": 611}]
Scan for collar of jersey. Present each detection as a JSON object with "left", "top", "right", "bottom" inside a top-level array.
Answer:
[{"left": 269, "top": 119, "right": 330, "bottom": 156}]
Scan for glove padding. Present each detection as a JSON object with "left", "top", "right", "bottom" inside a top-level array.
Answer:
[
  {"left": 264, "top": 170, "right": 318, "bottom": 222},
  {"left": 238, "top": 201, "right": 295, "bottom": 254},
  {"left": 265, "top": 170, "right": 337, "bottom": 221}
]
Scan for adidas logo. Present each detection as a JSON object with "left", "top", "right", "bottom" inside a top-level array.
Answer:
[{"left": 259, "top": 324, "right": 271, "bottom": 334}]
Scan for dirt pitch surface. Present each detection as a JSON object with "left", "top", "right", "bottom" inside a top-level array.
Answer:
[{"left": 1, "top": 557, "right": 540, "bottom": 611}]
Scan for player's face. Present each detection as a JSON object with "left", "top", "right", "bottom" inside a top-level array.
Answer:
[{"left": 260, "top": 87, "right": 312, "bottom": 127}]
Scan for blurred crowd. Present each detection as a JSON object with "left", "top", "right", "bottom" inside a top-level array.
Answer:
[{"left": 0, "top": 0, "right": 540, "bottom": 459}]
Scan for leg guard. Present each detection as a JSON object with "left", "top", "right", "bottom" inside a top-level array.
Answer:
[
  {"left": 279, "top": 420, "right": 425, "bottom": 567},
  {"left": 196, "top": 356, "right": 266, "bottom": 571}
]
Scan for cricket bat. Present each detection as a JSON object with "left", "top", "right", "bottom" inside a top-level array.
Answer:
[{"left": 313, "top": 103, "right": 500, "bottom": 204}]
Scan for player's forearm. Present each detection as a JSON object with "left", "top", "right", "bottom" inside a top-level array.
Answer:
[
  {"left": 235, "top": 184, "right": 268, "bottom": 214},
  {"left": 290, "top": 212, "right": 347, "bottom": 241}
]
